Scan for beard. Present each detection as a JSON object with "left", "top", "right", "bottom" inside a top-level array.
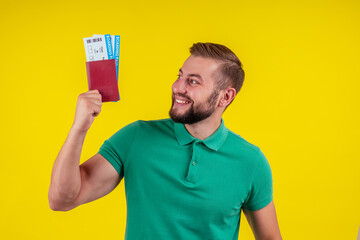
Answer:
[{"left": 169, "top": 90, "right": 219, "bottom": 124}]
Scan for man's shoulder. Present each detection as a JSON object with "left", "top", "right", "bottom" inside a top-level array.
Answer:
[
  {"left": 125, "top": 118, "right": 174, "bottom": 135},
  {"left": 226, "top": 129, "right": 260, "bottom": 151},
  {"left": 223, "top": 129, "right": 267, "bottom": 160},
  {"left": 135, "top": 118, "right": 174, "bottom": 129},
  {"left": 109, "top": 118, "right": 174, "bottom": 144},
  {"left": 224, "top": 129, "right": 269, "bottom": 168}
]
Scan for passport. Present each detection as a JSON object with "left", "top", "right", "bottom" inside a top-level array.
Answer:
[
  {"left": 83, "top": 34, "right": 121, "bottom": 102},
  {"left": 86, "top": 59, "right": 119, "bottom": 102}
]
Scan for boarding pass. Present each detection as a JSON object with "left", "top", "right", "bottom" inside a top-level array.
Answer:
[{"left": 83, "top": 34, "right": 120, "bottom": 77}]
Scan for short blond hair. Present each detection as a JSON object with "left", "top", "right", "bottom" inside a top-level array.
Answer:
[{"left": 190, "top": 42, "right": 245, "bottom": 94}]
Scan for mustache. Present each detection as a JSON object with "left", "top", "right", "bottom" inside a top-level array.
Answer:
[{"left": 173, "top": 93, "right": 192, "bottom": 102}]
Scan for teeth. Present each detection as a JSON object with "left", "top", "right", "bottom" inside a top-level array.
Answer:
[{"left": 176, "top": 99, "right": 189, "bottom": 104}]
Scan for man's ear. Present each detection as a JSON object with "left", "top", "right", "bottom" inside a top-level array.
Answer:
[{"left": 218, "top": 88, "right": 236, "bottom": 108}]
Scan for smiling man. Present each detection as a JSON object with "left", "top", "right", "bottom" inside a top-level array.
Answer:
[{"left": 49, "top": 42, "right": 282, "bottom": 240}]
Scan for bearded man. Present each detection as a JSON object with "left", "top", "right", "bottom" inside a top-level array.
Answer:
[{"left": 49, "top": 42, "right": 282, "bottom": 240}]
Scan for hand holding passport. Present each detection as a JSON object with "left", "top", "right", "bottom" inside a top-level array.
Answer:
[{"left": 83, "top": 34, "right": 120, "bottom": 102}]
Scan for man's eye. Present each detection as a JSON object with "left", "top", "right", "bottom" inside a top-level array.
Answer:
[
  {"left": 177, "top": 74, "right": 182, "bottom": 79},
  {"left": 189, "top": 79, "right": 198, "bottom": 85}
]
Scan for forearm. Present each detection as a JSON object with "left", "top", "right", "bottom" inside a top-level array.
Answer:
[{"left": 48, "top": 127, "right": 87, "bottom": 210}]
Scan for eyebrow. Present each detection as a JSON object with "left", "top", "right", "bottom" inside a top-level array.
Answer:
[{"left": 179, "top": 68, "right": 204, "bottom": 82}]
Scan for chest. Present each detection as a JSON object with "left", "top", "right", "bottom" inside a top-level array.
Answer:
[{"left": 123, "top": 139, "right": 254, "bottom": 221}]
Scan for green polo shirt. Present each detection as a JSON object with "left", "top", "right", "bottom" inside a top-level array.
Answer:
[{"left": 98, "top": 118, "right": 273, "bottom": 240}]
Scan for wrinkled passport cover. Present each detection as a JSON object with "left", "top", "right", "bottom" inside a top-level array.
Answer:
[{"left": 86, "top": 59, "right": 120, "bottom": 102}]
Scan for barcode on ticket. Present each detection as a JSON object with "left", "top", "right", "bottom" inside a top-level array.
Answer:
[{"left": 86, "top": 38, "right": 102, "bottom": 44}]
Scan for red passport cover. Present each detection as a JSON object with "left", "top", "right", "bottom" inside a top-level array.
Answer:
[{"left": 86, "top": 59, "right": 120, "bottom": 102}]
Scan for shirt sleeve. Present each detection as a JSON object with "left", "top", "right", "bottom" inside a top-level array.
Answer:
[
  {"left": 98, "top": 121, "right": 139, "bottom": 178},
  {"left": 242, "top": 149, "right": 273, "bottom": 211}
]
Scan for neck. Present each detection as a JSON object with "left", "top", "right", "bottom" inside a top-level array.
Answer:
[{"left": 184, "top": 113, "right": 222, "bottom": 140}]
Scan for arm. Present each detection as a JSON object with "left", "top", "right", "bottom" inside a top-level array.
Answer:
[
  {"left": 243, "top": 200, "right": 282, "bottom": 240},
  {"left": 48, "top": 90, "right": 120, "bottom": 211}
]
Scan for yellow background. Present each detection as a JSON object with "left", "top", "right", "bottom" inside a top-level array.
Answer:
[{"left": 1, "top": 0, "right": 359, "bottom": 239}]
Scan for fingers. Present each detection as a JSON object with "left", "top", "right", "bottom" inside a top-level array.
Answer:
[
  {"left": 80, "top": 90, "right": 102, "bottom": 102},
  {"left": 91, "top": 106, "right": 102, "bottom": 117},
  {"left": 78, "top": 91, "right": 102, "bottom": 106},
  {"left": 72, "top": 90, "right": 104, "bottom": 132}
]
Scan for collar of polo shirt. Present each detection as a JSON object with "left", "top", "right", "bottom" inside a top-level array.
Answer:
[{"left": 173, "top": 119, "right": 229, "bottom": 151}]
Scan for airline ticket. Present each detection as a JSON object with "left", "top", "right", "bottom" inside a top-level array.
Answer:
[
  {"left": 83, "top": 35, "right": 108, "bottom": 62},
  {"left": 84, "top": 34, "right": 120, "bottom": 77}
]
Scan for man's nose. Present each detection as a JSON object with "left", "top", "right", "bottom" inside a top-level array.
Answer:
[{"left": 172, "top": 78, "right": 187, "bottom": 94}]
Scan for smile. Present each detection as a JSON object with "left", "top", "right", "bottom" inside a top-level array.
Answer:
[{"left": 175, "top": 99, "right": 191, "bottom": 104}]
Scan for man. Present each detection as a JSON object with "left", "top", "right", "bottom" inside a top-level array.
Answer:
[{"left": 49, "top": 42, "right": 282, "bottom": 240}]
